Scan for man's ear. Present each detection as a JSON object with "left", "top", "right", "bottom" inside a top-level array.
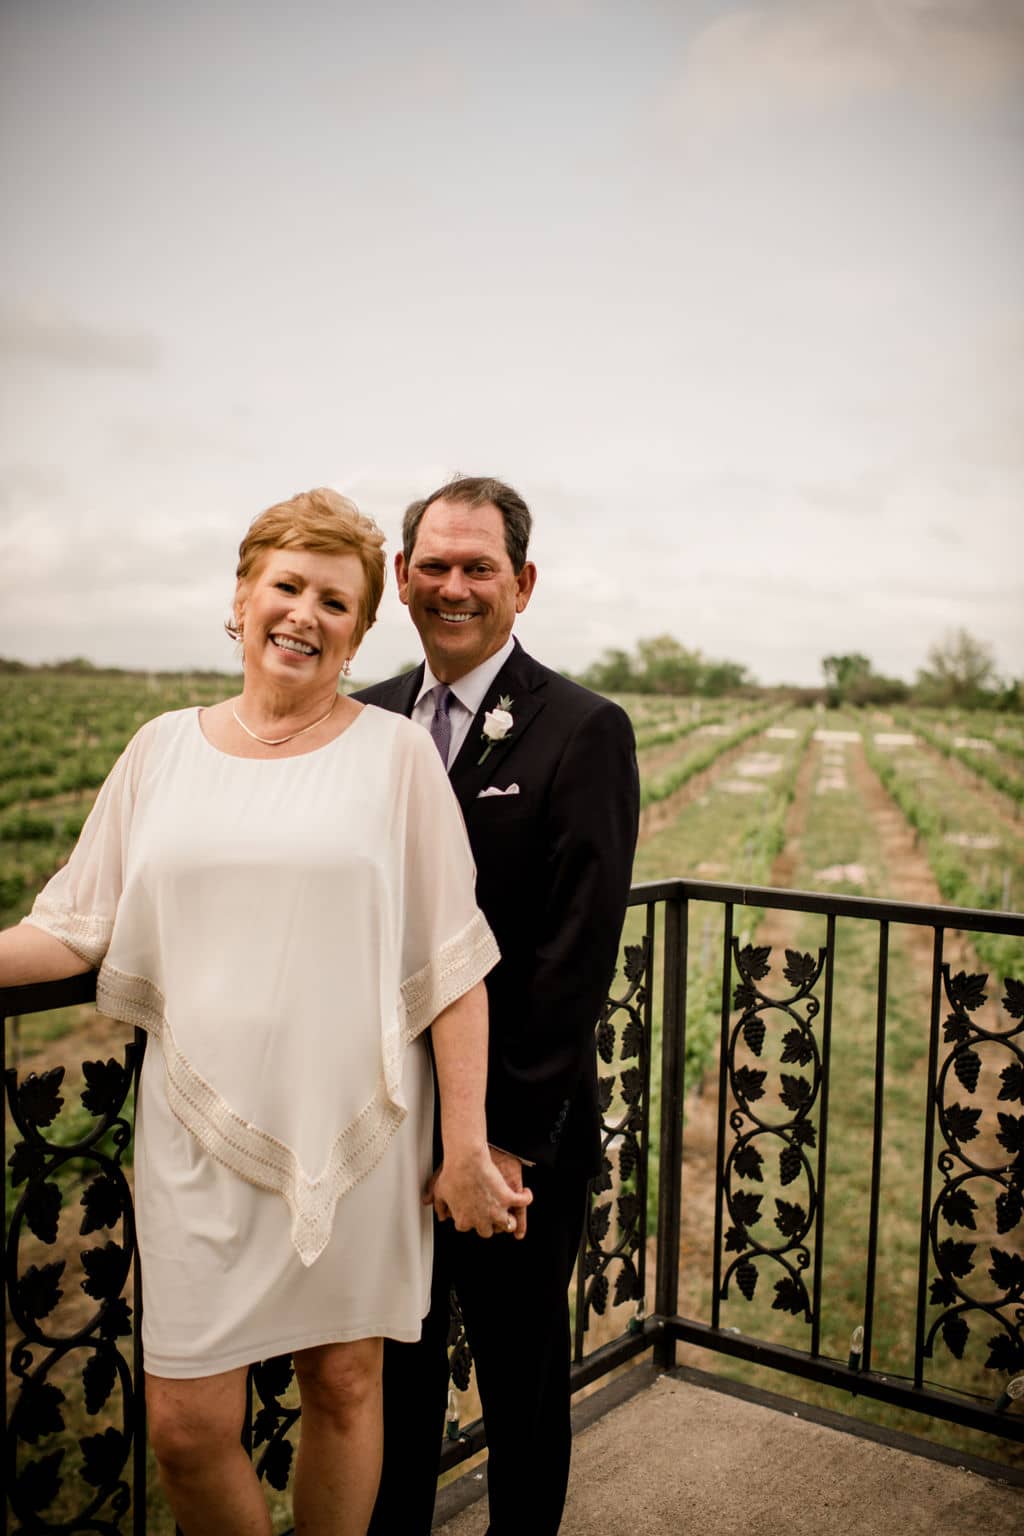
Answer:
[
  {"left": 514, "top": 561, "right": 537, "bottom": 614},
  {"left": 395, "top": 550, "right": 410, "bottom": 607}
]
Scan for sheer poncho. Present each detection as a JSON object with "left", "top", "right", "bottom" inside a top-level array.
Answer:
[{"left": 25, "top": 705, "right": 498, "bottom": 1268}]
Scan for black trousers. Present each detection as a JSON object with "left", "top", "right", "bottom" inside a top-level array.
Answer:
[{"left": 367, "top": 1163, "right": 589, "bottom": 1536}]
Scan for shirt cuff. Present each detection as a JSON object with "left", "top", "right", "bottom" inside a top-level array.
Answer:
[{"left": 487, "top": 1142, "right": 536, "bottom": 1168}]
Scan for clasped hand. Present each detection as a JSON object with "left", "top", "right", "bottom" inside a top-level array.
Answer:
[{"left": 425, "top": 1147, "right": 531, "bottom": 1239}]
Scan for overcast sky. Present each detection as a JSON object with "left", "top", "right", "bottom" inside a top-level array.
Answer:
[{"left": 1, "top": 0, "right": 1021, "bottom": 686}]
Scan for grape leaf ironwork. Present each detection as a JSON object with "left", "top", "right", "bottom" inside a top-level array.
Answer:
[
  {"left": 719, "top": 942, "right": 826, "bottom": 1324},
  {"left": 579, "top": 938, "right": 651, "bottom": 1334},
  {"left": 247, "top": 1355, "right": 300, "bottom": 1492},
  {"left": 924, "top": 969, "right": 1024, "bottom": 1383},
  {"left": 6, "top": 1042, "right": 142, "bottom": 1534}
]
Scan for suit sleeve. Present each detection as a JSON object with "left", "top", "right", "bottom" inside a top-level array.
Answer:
[{"left": 485, "top": 699, "right": 639, "bottom": 1165}]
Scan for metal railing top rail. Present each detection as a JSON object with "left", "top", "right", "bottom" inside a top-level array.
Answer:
[
  {"left": 2, "top": 876, "right": 1021, "bottom": 1024},
  {"left": 1, "top": 969, "right": 98, "bottom": 1017},
  {"left": 626, "top": 878, "right": 1024, "bottom": 936}
]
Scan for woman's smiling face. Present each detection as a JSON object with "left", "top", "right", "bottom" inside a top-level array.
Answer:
[{"left": 234, "top": 547, "right": 366, "bottom": 689}]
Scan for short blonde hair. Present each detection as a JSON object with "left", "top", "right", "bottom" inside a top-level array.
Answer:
[{"left": 227, "top": 488, "right": 386, "bottom": 645}]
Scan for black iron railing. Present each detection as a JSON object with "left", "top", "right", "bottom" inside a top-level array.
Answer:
[
  {"left": 4, "top": 881, "right": 1023, "bottom": 1531},
  {"left": 607, "top": 882, "right": 1024, "bottom": 1437}
]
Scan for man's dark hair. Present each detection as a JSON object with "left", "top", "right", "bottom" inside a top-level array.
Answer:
[{"left": 401, "top": 476, "right": 532, "bottom": 572}]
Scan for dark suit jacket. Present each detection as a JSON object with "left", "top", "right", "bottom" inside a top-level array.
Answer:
[{"left": 355, "top": 641, "right": 639, "bottom": 1178}]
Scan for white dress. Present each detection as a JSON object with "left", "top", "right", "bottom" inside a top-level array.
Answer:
[{"left": 24, "top": 705, "right": 498, "bottom": 1378}]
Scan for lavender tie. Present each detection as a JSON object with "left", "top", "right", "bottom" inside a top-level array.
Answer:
[{"left": 429, "top": 684, "right": 452, "bottom": 768}]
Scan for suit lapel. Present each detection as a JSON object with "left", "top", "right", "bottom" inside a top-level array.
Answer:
[
  {"left": 378, "top": 666, "right": 423, "bottom": 718},
  {"left": 449, "top": 643, "right": 548, "bottom": 805}
]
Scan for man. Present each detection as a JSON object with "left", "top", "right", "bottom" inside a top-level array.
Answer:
[{"left": 358, "top": 476, "right": 639, "bottom": 1535}]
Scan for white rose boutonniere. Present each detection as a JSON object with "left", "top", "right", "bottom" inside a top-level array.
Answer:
[{"left": 478, "top": 695, "right": 514, "bottom": 765}]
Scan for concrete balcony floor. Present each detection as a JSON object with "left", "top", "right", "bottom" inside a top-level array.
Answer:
[{"left": 435, "top": 1364, "right": 1023, "bottom": 1536}]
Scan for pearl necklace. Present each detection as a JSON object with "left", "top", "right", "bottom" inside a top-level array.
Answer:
[{"left": 231, "top": 697, "right": 337, "bottom": 746}]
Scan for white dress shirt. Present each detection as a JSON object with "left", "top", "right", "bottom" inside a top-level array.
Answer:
[{"left": 410, "top": 636, "right": 516, "bottom": 771}]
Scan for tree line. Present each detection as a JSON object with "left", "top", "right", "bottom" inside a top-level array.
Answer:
[
  {"left": 578, "top": 630, "right": 1021, "bottom": 710},
  {"left": 3, "top": 629, "right": 1020, "bottom": 708}
]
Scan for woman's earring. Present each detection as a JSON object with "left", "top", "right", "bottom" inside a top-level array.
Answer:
[{"left": 341, "top": 657, "right": 351, "bottom": 678}]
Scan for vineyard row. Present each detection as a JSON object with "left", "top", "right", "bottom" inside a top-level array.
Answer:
[{"left": 893, "top": 713, "right": 1024, "bottom": 810}]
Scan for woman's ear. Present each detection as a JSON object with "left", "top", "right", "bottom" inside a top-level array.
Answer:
[{"left": 232, "top": 580, "right": 247, "bottom": 636}]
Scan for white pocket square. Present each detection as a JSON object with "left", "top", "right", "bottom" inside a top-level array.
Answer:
[{"left": 477, "top": 783, "right": 520, "bottom": 798}]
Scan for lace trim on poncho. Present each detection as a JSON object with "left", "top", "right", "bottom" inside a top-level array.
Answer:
[
  {"left": 23, "top": 899, "right": 112, "bottom": 970},
  {"left": 26, "top": 902, "right": 498, "bottom": 1268}
]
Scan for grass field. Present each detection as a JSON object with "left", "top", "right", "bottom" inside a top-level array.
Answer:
[{"left": 3, "top": 674, "right": 1023, "bottom": 1523}]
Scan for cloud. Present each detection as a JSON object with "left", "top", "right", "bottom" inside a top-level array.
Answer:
[
  {"left": 667, "top": 0, "right": 1024, "bottom": 131},
  {"left": 110, "top": 412, "right": 252, "bottom": 466},
  {"left": 0, "top": 299, "right": 161, "bottom": 371},
  {"left": 0, "top": 462, "right": 67, "bottom": 511}
]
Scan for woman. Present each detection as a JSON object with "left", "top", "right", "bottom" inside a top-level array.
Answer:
[{"left": 0, "top": 488, "right": 527, "bottom": 1536}]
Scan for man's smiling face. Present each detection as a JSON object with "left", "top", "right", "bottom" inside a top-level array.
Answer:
[{"left": 396, "top": 497, "right": 536, "bottom": 683}]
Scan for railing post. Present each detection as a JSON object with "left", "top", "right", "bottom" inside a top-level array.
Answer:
[
  {"left": 654, "top": 891, "right": 688, "bottom": 1370},
  {"left": 131, "top": 1028, "right": 149, "bottom": 1536},
  {"left": 915, "top": 928, "right": 945, "bottom": 1389}
]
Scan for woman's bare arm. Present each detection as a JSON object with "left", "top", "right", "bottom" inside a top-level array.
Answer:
[
  {"left": 0, "top": 924, "right": 92, "bottom": 989},
  {"left": 429, "top": 980, "right": 531, "bottom": 1239}
]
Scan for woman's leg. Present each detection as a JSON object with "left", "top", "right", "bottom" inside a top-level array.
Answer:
[
  {"left": 292, "top": 1338, "right": 384, "bottom": 1536},
  {"left": 146, "top": 1367, "right": 270, "bottom": 1536}
]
